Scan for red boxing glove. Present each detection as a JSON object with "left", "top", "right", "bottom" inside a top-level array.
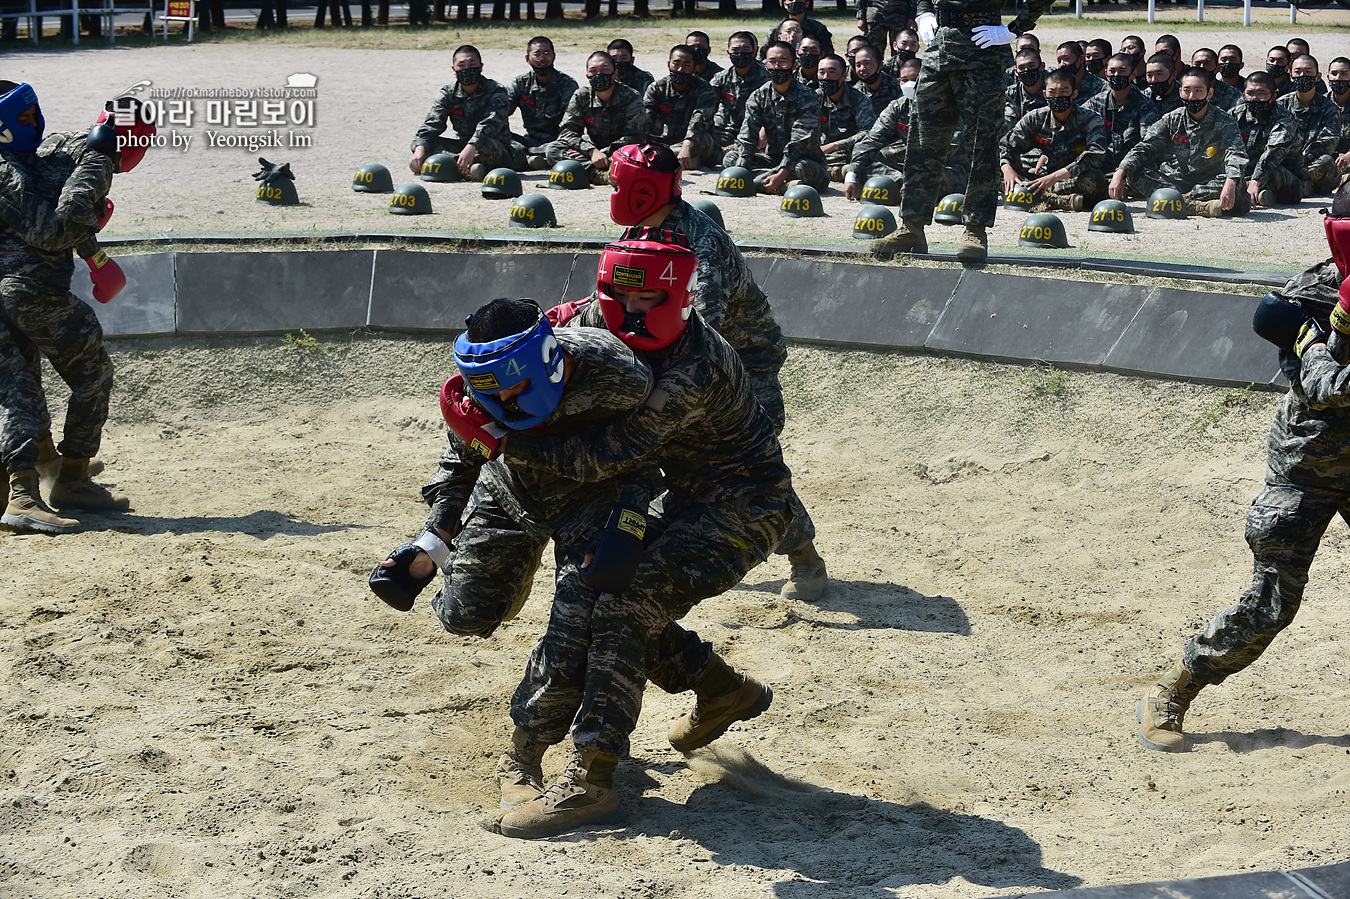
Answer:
[
  {"left": 439, "top": 374, "right": 506, "bottom": 460},
  {"left": 1331, "top": 277, "right": 1350, "bottom": 337},
  {"left": 545, "top": 298, "right": 586, "bottom": 327},
  {"left": 96, "top": 197, "right": 114, "bottom": 232},
  {"left": 84, "top": 249, "right": 125, "bottom": 304}
]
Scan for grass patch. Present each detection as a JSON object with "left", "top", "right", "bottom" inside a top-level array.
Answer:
[
  {"left": 1018, "top": 362, "right": 1071, "bottom": 398},
  {"left": 1191, "top": 382, "right": 1255, "bottom": 432}
]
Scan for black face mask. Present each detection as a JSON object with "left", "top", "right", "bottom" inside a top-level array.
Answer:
[
  {"left": 1150, "top": 80, "right": 1172, "bottom": 99},
  {"left": 1047, "top": 95, "right": 1073, "bottom": 114},
  {"left": 1218, "top": 61, "right": 1242, "bottom": 78},
  {"left": 1184, "top": 97, "right": 1208, "bottom": 115},
  {"left": 670, "top": 70, "right": 691, "bottom": 88},
  {"left": 456, "top": 66, "right": 483, "bottom": 87},
  {"left": 691, "top": 46, "right": 709, "bottom": 63},
  {"left": 1266, "top": 63, "right": 1287, "bottom": 79},
  {"left": 860, "top": 69, "right": 880, "bottom": 86},
  {"left": 798, "top": 52, "right": 819, "bottom": 69},
  {"left": 818, "top": 77, "right": 841, "bottom": 95},
  {"left": 785, "top": 0, "right": 806, "bottom": 14},
  {"left": 729, "top": 51, "right": 754, "bottom": 69},
  {"left": 589, "top": 72, "right": 615, "bottom": 92},
  {"left": 1331, "top": 79, "right": 1350, "bottom": 96},
  {"left": 895, "top": 49, "right": 916, "bottom": 63},
  {"left": 1106, "top": 73, "right": 1132, "bottom": 91},
  {"left": 1291, "top": 75, "right": 1317, "bottom": 94},
  {"left": 1126, "top": 52, "right": 1143, "bottom": 70},
  {"left": 769, "top": 68, "right": 795, "bottom": 85},
  {"left": 1085, "top": 58, "right": 1105, "bottom": 75},
  {"left": 622, "top": 311, "right": 654, "bottom": 340},
  {"left": 1245, "top": 98, "right": 1273, "bottom": 117},
  {"left": 614, "top": 60, "right": 633, "bottom": 78},
  {"left": 531, "top": 64, "right": 555, "bottom": 78},
  {"left": 1018, "top": 68, "right": 1041, "bottom": 87}
]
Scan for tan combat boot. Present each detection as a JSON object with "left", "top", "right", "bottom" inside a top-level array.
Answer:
[
  {"left": 1183, "top": 196, "right": 1222, "bottom": 218},
  {"left": 497, "top": 727, "right": 548, "bottom": 809},
  {"left": 36, "top": 438, "right": 103, "bottom": 481},
  {"left": 956, "top": 225, "right": 988, "bottom": 264},
  {"left": 869, "top": 218, "right": 928, "bottom": 258},
  {"left": 1257, "top": 188, "right": 1277, "bottom": 208},
  {"left": 1035, "top": 192, "right": 1084, "bottom": 213},
  {"left": 2, "top": 470, "right": 79, "bottom": 535},
  {"left": 502, "top": 549, "right": 544, "bottom": 623},
  {"left": 1137, "top": 660, "right": 1203, "bottom": 752},
  {"left": 781, "top": 541, "right": 828, "bottom": 601},
  {"left": 498, "top": 743, "right": 621, "bottom": 839},
  {"left": 48, "top": 457, "right": 129, "bottom": 512},
  {"left": 668, "top": 652, "right": 774, "bottom": 753}
]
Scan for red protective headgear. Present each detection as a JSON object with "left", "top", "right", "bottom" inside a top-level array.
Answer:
[
  {"left": 96, "top": 98, "right": 156, "bottom": 173},
  {"left": 608, "top": 143, "right": 682, "bottom": 227},
  {"left": 1326, "top": 213, "right": 1350, "bottom": 278},
  {"left": 597, "top": 227, "right": 699, "bottom": 351}
]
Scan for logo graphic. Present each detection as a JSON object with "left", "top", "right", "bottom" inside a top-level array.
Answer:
[
  {"left": 286, "top": 73, "right": 319, "bottom": 89},
  {"left": 611, "top": 263, "right": 645, "bottom": 289}
]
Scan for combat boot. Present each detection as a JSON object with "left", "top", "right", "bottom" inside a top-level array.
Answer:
[
  {"left": 497, "top": 727, "right": 548, "bottom": 809},
  {"left": 1183, "top": 196, "right": 1222, "bottom": 218},
  {"left": 2, "top": 470, "right": 79, "bottom": 535},
  {"left": 589, "top": 166, "right": 612, "bottom": 186},
  {"left": 36, "top": 437, "right": 102, "bottom": 481},
  {"left": 781, "top": 541, "right": 828, "bottom": 601},
  {"left": 869, "top": 219, "right": 928, "bottom": 258},
  {"left": 1034, "top": 192, "right": 1084, "bottom": 213},
  {"left": 827, "top": 164, "right": 847, "bottom": 182},
  {"left": 1137, "top": 660, "right": 1203, "bottom": 752},
  {"left": 668, "top": 652, "right": 773, "bottom": 752},
  {"left": 526, "top": 154, "right": 549, "bottom": 170},
  {"left": 956, "top": 225, "right": 988, "bottom": 264},
  {"left": 1257, "top": 188, "right": 1277, "bottom": 208},
  {"left": 498, "top": 743, "right": 621, "bottom": 839},
  {"left": 48, "top": 457, "right": 130, "bottom": 512},
  {"left": 502, "top": 549, "right": 543, "bottom": 623}
]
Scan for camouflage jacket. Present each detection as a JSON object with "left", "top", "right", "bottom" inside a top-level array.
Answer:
[
  {"left": 510, "top": 309, "right": 790, "bottom": 508},
  {"left": 1147, "top": 84, "right": 1184, "bottom": 117},
  {"left": 710, "top": 62, "right": 771, "bottom": 142},
  {"left": 1333, "top": 93, "right": 1350, "bottom": 154},
  {"left": 858, "top": 0, "right": 916, "bottom": 28},
  {"left": 421, "top": 327, "right": 657, "bottom": 547},
  {"left": 1083, "top": 86, "right": 1159, "bottom": 170},
  {"left": 1278, "top": 91, "right": 1341, "bottom": 162},
  {"left": 1072, "top": 70, "right": 1108, "bottom": 106},
  {"left": 412, "top": 78, "right": 512, "bottom": 149},
  {"left": 507, "top": 68, "right": 580, "bottom": 145},
  {"left": 818, "top": 83, "right": 879, "bottom": 153},
  {"left": 617, "top": 66, "right": 656, "bottom": 96},
  {"left": 762, "top": 17, "right": 834, "bottom": 58},
  {"left": 0, "top": 131, "right": 113, "bottom": 295},
  {"left": 850, "top": 95, "right": 913, "bottom": 167},
  {"left": 855, "top": 71, "right": 903, "bottom": 116},
  {"left": 1232, "top": 101, "right": 1298, "bottom": 183},
  {"left": 1005, "top": 81, "right": 1047, "bottom": 131},
  {"left": 1211, "top": 78, "right": 1243, "bottom": 113},
  {"left": 1119, "top": 106, "right": 1247, "bottom": 184},
  {"left": 1271, "top": 338, "right": 1350, "bottom": 492},
  {"left": 695, "top": 60, "right": 724, "bottom": 81},
  {"left": 734, "top": 79, "right": 827, "bottom": 171},
  {"left": 917, "top": 0, "right": 1055, "bottom": 70},
  {"left": 644, "top": 74, "right": 719, "bottom": 145},
  {"left": 556, "top": 83, "right": 650, "bottom": 154},
  {"left": 1000, "top": 104, "right": 1108, "bottom": 177}
]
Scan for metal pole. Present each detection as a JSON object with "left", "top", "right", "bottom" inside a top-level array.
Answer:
[
  {"left": 1197, "top": 0, "right": 1203, "bottom": 22},
  {"left": 1075, "top": 0, "right": 1082, "bottom": 18},
  {"left": 1290, "top": 2, "right": 1297, "bottom": 23},
  {"left": 28, "top": 0, "right": 37, "bottom": 43},
  {"left": 1243, "top": 0, "right": 1251, "bottom": 26},
  {"left": 70, "top": 0, "right": 78, "bottom": 43},
  {"left": 1147, "top": 0, "right": 1155, "bottom": 24}
]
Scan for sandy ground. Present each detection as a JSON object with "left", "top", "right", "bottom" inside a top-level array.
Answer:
[
  {"left": 7, "top": 17, "right": 1347, "bottom": 269},
  {"left": 3, "top": 333, "right": 1350, "bottom": 898}
]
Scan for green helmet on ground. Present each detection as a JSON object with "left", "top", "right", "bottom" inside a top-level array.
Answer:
[
  {"left": 389, "top": 182, "right": 432, "bottom": 215},
  {"left": 1018, "top": 212, "right": 1068, "bottom": 248},
  {"left": 509, "top": 192, "right": 557, "bottom": 228},
  {"left": 860, "top": 175, "right": 899, "bottom": 207},
  {"left": 352, "top": 162, "right": 393, "bottom": 193},
  {"left": 688, "top": 199, "right": 726, "bottom": 231},
  {"left": 548, "top": 159, "right": 589, "bottom": 190},
  {"left": 1089, "top": 199, "right": 1134, "bottom": 233},
  {"left": 510, "top": 144, "right": 529, "bottom": 172},
  {"left": 419, "top": 153, "right": 459, "bottom": 183},
  {"left": 715, "top": 166, "right": 755, "bottom": 198},
  {"left": 1146, "top": 187, "right": 1186, "bottom": 219},
  {"left": 256, "top": 178, "right": 299, "bottom": 206},
  {"left": 853, "top": 204, "right": 897, "bottom": 239},
  {"left": 1004, "top": 182, "right": 1036, "bottom": 211},
  {"left": 482, "top": 168, "right": 523, "bottom": 199},
  {"left": 779, "top": 183, "right": 823, "bottom": 218},
  {"left": 933, "top": 193, "right": 965, "bottom": 225}
]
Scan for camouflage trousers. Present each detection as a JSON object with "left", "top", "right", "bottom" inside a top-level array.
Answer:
[
  {"left": 423, "top": 135, "right": 514, "bottom": 171},
  {"left": 1293, "top": 154, "right": 1339, "bottom": 195},
  {"left": 510, "top": 130, "right": 558, "bottom": 160},
  {"left": 1125, "top": 168, "right": 1253, "bottom": 216},
  {"left": 1039, "top": 168, "right": 1107, "bottom": 206},
  {"left": 511, "top": 475, "right": 793, "bottom": 757},
  {"left": 1253, "top": 163, "right": 1303, "bottom": 203},
  {"left": 740, "top": 154, "right": 831, "bottom": 193},
  {"left": 651, "top": 132, "right": 720, "bottom": 168},
  {"left": 744, "top": 367, "right": 816, "bottom": 556},
  {"left": 901, "top": 48, "right": 1007, "bottom": 227},
  {"left": 1183, "top": 483, "right": 1347, "bottom": 685},
  {"left": 0, "top": 289, "right": 112, "bottom": 472}
]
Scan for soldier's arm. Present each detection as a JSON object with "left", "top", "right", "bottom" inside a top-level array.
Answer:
[
  {"left": 1256, "top": 116, "right": 1298, "bottom": 181},
  {"left": 1295, "top": 343, "right": 1350, "bottom": 409},
  {"left": 1118, "top": 114, "right": 1169, "bottom": 174},
  {"left": 848, "top": 89, "right": 879, "bottom": 144},
  {"left": 53, "top": 133, "right": 116, "bottom": 225},
  {"left": 420, "top": 440, "right": 488, "bottom": 537},
  {"left": 1306, "top": 105, "right": 1339, "bottom": 158},
  {"left": 1010, "top": 0, "right": 1057, "bottom": 34},
  {"left": 732, "top": 95, "right": 761, "bottom": 165},
  {"left": 557, "top": 93, "right": 588, "bottom": 151},
  {"left": 780, "top": 90, "right": 823, "bottom": 169},
  {"left": 1070, "top": 112, "right": 1109, "bottom": 175},
  {"left": 1217, "top": 115, "right": 1248, "bottom": 180},
  {"left": 0, "top": 152, "right": 106, "bottom": 252},
  {"left": 413, "top": 87, "right": 454, "bottom": 151},
  {"left": 642, "top": 82, "right": 663, "bottom": 139},
  {"left": 850, "top": 100, "right": 897, "bottom": 161},
  {"left": 999, "top": 114, "right": 1033, "bottom": 169},
  {"left": 471, "top": 83, "right": 512, "bottom": 144},
  {"left": 506, "top": 76, "right": 526, "bottom": 117},
  {"left": 687, "top": 82, "right": 720, "bottom": 139},
  {"left": 617, "top": 89, "right": 651, "bottom": 149}
]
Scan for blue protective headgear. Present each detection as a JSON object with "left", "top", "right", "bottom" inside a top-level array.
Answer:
[
  {"left": 453, "top": 304, "right": 566, "bottom": 430},
  {"left": 0, "top": 83, "right": 44, "bottom": 153}
]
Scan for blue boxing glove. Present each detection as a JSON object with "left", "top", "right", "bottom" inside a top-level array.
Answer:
[{"left": 581, "top": 492, "right": 649, "bottom": 595}]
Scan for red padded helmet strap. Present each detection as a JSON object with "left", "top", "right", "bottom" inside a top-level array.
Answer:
[{"left": 1326, "top": 215, "right": 1350, "bottom": 278}]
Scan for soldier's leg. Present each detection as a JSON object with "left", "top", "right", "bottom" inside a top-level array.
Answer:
[
  {"left": 950, "top": 62, "right": 1008, "bottom": 228},
  {"left": 899, "top": 61, "right": 961, "bottom": 224},
  {"left": 1262, "top": 164, "right": 1303, "bottom": 205},
  {"left": 542, "top": 140, "right": 574, "bottom": 164},
  {"left": 1123, "top": 167, "right": 1169, "bottom": 200},
  {"left": 684, "top": 132, "right": 719, "bottom": 169},
  {"left": 1187, "top": 174, "right": 1250, "bottom": 216},
  {"left": 787, "top": 158, "right": 831, "bottom": 191},
  {"left": 469, "top": 135, "right": 515, "bottom": 171},
  {"left": 0, "top": 315, "right": 44, "bottom": 475}
]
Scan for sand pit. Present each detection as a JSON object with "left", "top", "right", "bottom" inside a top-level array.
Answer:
[{"left": 3, "top": 332, "right": 1350, "bottom": 897}]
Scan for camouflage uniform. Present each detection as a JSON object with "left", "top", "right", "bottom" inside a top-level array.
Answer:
[
  {"left": 1072, "top": 70, "right": 1107, "bottom": 107},
  {"left": 856, "top": 71, "right": 903, "bottom": 116},
  {"left": 850, "top": 94, "right": 914, "bottom": 177},
  {"left": 761, "top": 17, "right": 834, "bottom": 58},
  {"left": 1082, "top": 86, "right": 1159, "bottom": 170},
  {"left": 882, "top": 52, "right": 918, "bottom": 81},
  {"left": 412, "top": 78, "right": 514, "bottom": 170},
  {"left": 1117, "top": 105, "right": 1251, "bottom": 215},
  {"left": 507, "top": 310, "right": 794, "bottom": 757},
  {"left": 819, "top": 83, "right": 879, "bottom": 172},
  {"left": 733, "top": 79, "right": 830, "bottom": 193},
  {"left": 999, "top": 104, "right": 1109, "bottom": 204},
  {"left": 857, "top": 0, "right": 916, "bottom": 55},
  {"left": 643, "top": 74, "right": 719, "bottom": 164},
  {"left": 1148, "top": 84, "right": 1184, "bottom": 117},
  {"left": 1233, "top": 100, "right": 1301, "bottom": 202},
  {"left": 1331, "top": 94, "right": 1350, "bottom": 155},
  {"left": 420, "top": 328, "right": 656, "bottom": 638},
  {"left": 710, "top": 62, "right": 771, "bottom": 161},
  {"left": 1278, "top": 91, "right": 1341, "bottom": 195},
  {"left": 1210, "top": 78, "right": 1243, "bottom": 113},
  {"left": 506, "top": 69, "right": 580, "bottom": 155},
  {"left": 545, "top": 83, "right": 649, "bottom": 168},
  {"left": 617, "top": 65, "right": 656, "bottom": 97},
  {"left": 901, "top": 0, "right": 1056, "bottom": 229},
  {"left": 1004, "top": 80, "right": 1047, "bottom": 131},
  {"left": 0, "top": 131, "right": 115, "bottom": 476}
]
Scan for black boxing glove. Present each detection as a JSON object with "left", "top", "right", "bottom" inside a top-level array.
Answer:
[
  {"left": 86, "top": 122, "right": 119, "bottom": 158},
  {"left": 1252, "top": 292, "right": 1313, "bottom": 352},
  {"left": 581, "top": 491, "right": 648, "bottom": 595},
  {"left": 369, "top": 533, "right": 446, "bottom": 611}
]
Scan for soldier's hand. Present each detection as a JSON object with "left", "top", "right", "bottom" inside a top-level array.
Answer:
[
  {"left": 1336, "top": 149, "right": 1350, "bottom": 173},
  {"left": 678, "top": 140, "right": 697, "bottom": 171},
  {"left": 1295, "top": 319, "right": 1327, "bottom": 357},
  {"left": 410, "top": 145, "right": 428, "bottom": 175},
  {"left": 1247, "top": 181, "right": 1261, "bottom": 206},
  {"left": 763, "top": 167, "right": 789, "bottom": 193},
  {"left": 1001, "top": 165, "right": 1019, "bottom": 195},
  {"left": 590, "top": 148, "right": 609, "bottom": 169},
  {"left": 457, "top": 142, "right": 477, "bottom": 174},
  {"left": 381, "top": 549, "right": 437, "bottom": 580},
  {"left": 1219, "top": 177, "right": 1238, "bottom": 211},
  {"left": 757, "top": 127, "right": 768, "bottom": 151},
  {"left": 843, "top": 180, "right": 858, "bottom": 201},
  {"left": 1108, "top": 169, "right": 1127, "bottom": 201},
  {"left": 566, "top": 147, "right": 588, "bottom": 161}
]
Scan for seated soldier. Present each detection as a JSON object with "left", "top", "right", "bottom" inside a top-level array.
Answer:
[
  {"left": 1006, "top": 49, "right": 1047, "bottom": 132},
  {"left": 1218, "top": 44, "right": 1246, "bottom": 93},
  {"left": 1330, "top": 57, "right": 1350, "bottom": 178},
  {"left": 1278, "top": 54, "right": 1341, "bottom": 197},
  {"left": 1146, "top": 52, "right": 1183, "bottom": 116},
  {"left": 898, "top": 56, "right": 920, "bottom": 93},
  {"left": 1266, "top": 45, "right": 1294, "bottom": 98},
  {"left": 1110, "top": 67, "right": 1250, "bottom": 218},
  {"left": 851, "top": 43, "right": 901, "bottom": 116},
  {"left": 410, "top": 44, "right": 513, "bottom": 178},
  {"left": 1191, "top": 47, "right": 1241, "bottom": 112},
  {"left": 1120, "top": 35, "right": 1148, "bottom": 91},
  {"left": 816, "top": 54, "right": 878, "bottom": 182},
  {"left": 1006, "top": 32, "right": 1040, "bottom": 84},
  {"left": 881, "top": 28, "right": 920, "bottom": 80},
  {"left": 843, "top": 35, "right": 871, "bottom": 85},
  {"left": 762, "top": 0, "right": 833, "bottom": 59},
  {"left": 686, "top": 31, "right": 723, "bottom": 81},
  {"left": 1084, "top": 39, "right": 1112, "bottom": 78},
  {"left": 608, "top": 39, "right": 655, "bottom": 96},
  {"left": 857, "top": 0, "right": 908, "bottom": 63},
  {"left": 1286, "top": 37, "right": 1311, "bottom": 59},
  {"left": 732, "top": 40, "right": 830, "bottom": 195},
  {"left": 507, "top": 36, "right": 579, "bottom": 170},
  {"left": 1000, "top": 67, "right": 1109, "bottom": 212},
  {"left": 795, "top": 35, "right": 824, "bottom": 88},
  {"left": 1084, "top": 53, "right": 1160, "bottom": 173},
  {"left": 544, "top": 52, "right": 649, "bottom": 182},
  {"left": 1056, "top": 40, "right": 1107, "bottom": 106},
  {"left": 709, "top": 32, "right": 770, "bottom": 166},
  {"left": 847, "top": 98, "right": 967, "bottom": 203},
  {"left": 777, "top": 18, "right": 805, "bottom": 53},
  {"left": 1154, "top": 34, "right": 1183, "bottom": 70},
  {"left": 644, "top": 45, "right": 719, "bottom": 171},
  {"left": 1234, "top": 71, "right": 1300, "bottom": 208}
]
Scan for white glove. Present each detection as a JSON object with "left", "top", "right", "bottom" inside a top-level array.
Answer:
[
  {"left": 971, "top": 23, "right": 1016, "bottom": 49},
  {"left": 916, "top": 12, "right": 937, "bottom": 46}
]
